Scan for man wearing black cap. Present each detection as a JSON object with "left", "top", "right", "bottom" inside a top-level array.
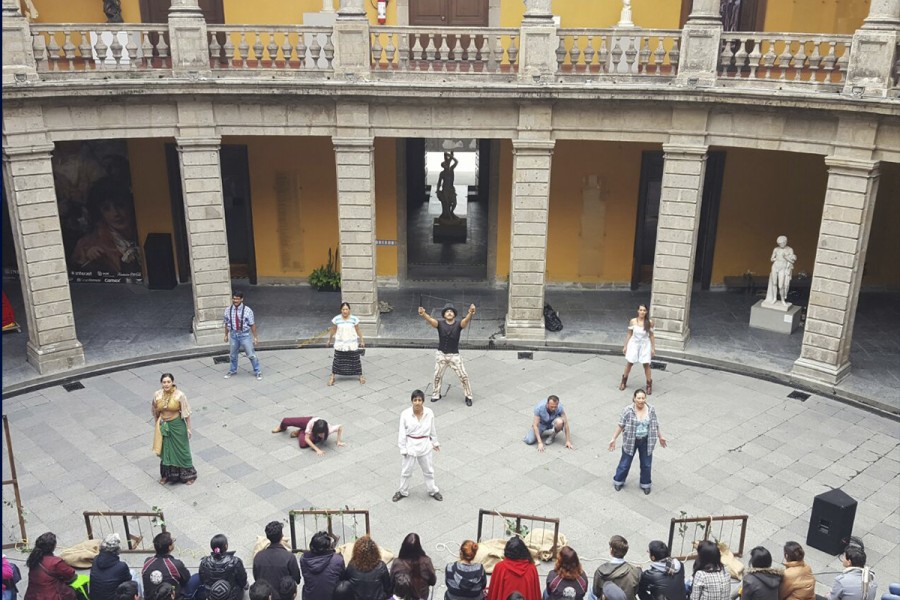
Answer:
[{"left": 417, "top": 303, "right": 476, "bottom": 406}]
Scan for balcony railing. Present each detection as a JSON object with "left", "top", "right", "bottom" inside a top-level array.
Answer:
[
  {"left": 555, "top": 29, "right": 681, "bottom": 80},
  {"left": 718, "top": 33, "right": 850, "bottom": 91},
  {"left": 207, "top": 25, "right": 334, "bottom": 73},
  {"left": 32, "top": 24, "right": 171, "bottom": 74}
]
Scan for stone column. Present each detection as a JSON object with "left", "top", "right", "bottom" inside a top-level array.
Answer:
[
  {"left": 792, "top": 158, "right": 880, "bottom": 386},
  {"left": 518, "top": 0, "right": 557, "bottom": 82},
  {"left": 842, "top": 0, "right": 899, "bottom": 96},
  {"left": 175, "top": 134, "right": 231, "bottom": 345},
  {"left": 2, "top": 0, "right": 38, "bottom": 84},
  {"left": 332, "top": 137, "right": 379, "bottom": 335},
  {"left": 333, "top": 0, "right": 371, "bottom": 77},
  {"left": 649, "top": 144, "right": 708, "bottom": 351},
  {"left": 676, "top": 0, "right": 722, "bottom": 87},
  {"left": 2, "top": 142, "right": 85, "bottom": 374},
  {"left": 505, "top": 139, "right": 555, "bottom": 340},
  {"left": 168, "top": 0, "right": 211, "bottom": 77}
]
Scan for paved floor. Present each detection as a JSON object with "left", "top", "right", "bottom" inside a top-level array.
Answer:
[
  {"left": 2, "top": 346, "right": 898, "bottom": 595},
  {"left": 2, "top": 283, "right": 899, "bottom": 414}
]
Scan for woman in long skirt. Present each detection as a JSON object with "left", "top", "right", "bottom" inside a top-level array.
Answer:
[
  {"left": 151, "top": 372, "right": 196, "bottom": 485},
  {"left": 327, "top": 302, "right": 365, "bottom": 386}
]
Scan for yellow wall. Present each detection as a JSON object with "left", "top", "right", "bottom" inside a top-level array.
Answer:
[
  {"left": 29, "top": 0, "right": 141, "bottom": 23},
  {"left": 499, "top": 0, "right": 681, "bottom": 28},
  {"left": 126, "top": 138, "right": 176, "bottom": 277},
  {"left": 764, "top": 0, "right": 869, "bottom": 33},
  {"left": 496, "top": 139, "right": 512, "bottom": 280},
  {"left": 374, "top": 138, "right": 398, "bottom": 277},
  {"left": 864, "top": 162, "right": 900, "bottom": 289},
  {"left": 546, "top": 141, "right": 654, "bottom": 283},
  {"left": 712, "top": 148, "right": 825, "bottom": 284}
]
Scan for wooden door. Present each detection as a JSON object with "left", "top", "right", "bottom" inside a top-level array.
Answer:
[
  {"left": 409, "top": 0, "right": 488, "bottom": 26},
  {"left": 139, "top": 0, "right": 225, "bottom": 23}
]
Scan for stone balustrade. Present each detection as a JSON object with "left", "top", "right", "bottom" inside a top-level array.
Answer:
[
  {"left": 370, "top": 27, "right": 520, "bottom": 76},
  {"left": 718, "top": 33, "right": 851, "bottom": 90},
  {"left": 555, "top": 29, "right": 681, "bottom": 78},
  {"left": 31, "top": 24, "right": 171, "bottom": 73},
  {"left": 207, "top": 25, "right": 334, "bottom": 72}
]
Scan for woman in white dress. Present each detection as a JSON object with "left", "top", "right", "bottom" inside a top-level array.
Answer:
[{"left": 618, "top": 304, "right": 656, "bottom": 395}]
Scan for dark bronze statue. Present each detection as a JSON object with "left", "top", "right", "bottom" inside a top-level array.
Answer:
[
  {"left": 104, "top": 0, "right": 124, "bottom": 23},
  {"left": 436, "top": 151, "right": 460, "bottom": 221}
]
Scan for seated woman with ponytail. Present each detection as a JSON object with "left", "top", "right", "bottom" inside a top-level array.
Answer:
[{"left": 23, "top": 532, "right": 77, "bottom": 600}]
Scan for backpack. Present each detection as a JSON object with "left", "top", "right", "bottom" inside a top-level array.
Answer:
[{"left": 544, "top": 304, "right": 563, "bottom": 332}]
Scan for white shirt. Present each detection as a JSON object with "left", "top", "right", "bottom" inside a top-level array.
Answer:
[{"left": 398, "top": 406, "right": 439, "bottom": 457}]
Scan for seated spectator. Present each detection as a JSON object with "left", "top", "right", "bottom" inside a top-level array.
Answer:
[
  {"left": 300, "top": 532, "right": 345, "bottom": 600},
  {"left": 779, "top": 543, "right": 813, "bottom": 600},
  {"left": 250, "top": 582, "right": 275, "bottom": 600},
  {"left": 829, "top": 546, "right": 876, "bottom": 600},
  {"left": 156, "top": 584, "right": 176, "bottom": 600},
  {"left": 4, "top": 557, "right": 22, "bottom": 600},
  {"left": 279, "top": 577, "right": 299, "bottom": 600},
  {"left": 444, "top": 540, "right": 486, "bottom": 600},
  {"left": 253, "top": 522, "right": 301, "bottom": 600},
  {"left": 689, "top": 542, "right": 730, "bottom": 600},
  {"left": 199, "top": 534, "right": 248, "bottom": 600},
  {"left": 341, "top": 536, "right": 391, "bottom": 600},
  {"left": 740, "top": 547, "right": 782, "bottom": 600},
  {"left": 602, "top": 583, "right": 627, "bottom": 600},
  {"left": 142, "top": 533, "right": 190, "bottom": 600},
  {"left": 389, "top": 534, "right": 435, "bottom": 600},
  {"left": 594, "top": 536, "right": 642, "bottom": 600},
  {"left": 880, "top": 583, "right": 900, "bottom": 600},
  {"left": 114, "top": 582, "right": 139, "bottom": 600},
  {"left": 545, "top": 546, "right": 589, "bottom": 600},
  {"left": 391, "top": 574, "right": 417, "bottom": 600},
  {"left": 485, "top": 537, "right": 541, "bottom": 600},
  {"left": 24, "top": 532, "right": 77, "bottom": 600},
  {"left": 638, "top": 540, "right": 685, "bottom": 600},
  {"left": 91, "top": 534, "right": 133, "bottom": 600}
]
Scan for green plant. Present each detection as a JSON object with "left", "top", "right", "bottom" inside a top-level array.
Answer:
[
  {"left": 309, "top": 247, "right": 341, "bottom": 291},
  {"left": 504, "top": 518, "right": 529, "bottom": 538}
]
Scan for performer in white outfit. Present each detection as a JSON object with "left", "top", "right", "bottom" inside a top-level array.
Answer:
[
  {"left": 618, "top": 304, "right": 656, "bottom": 395},
  {"left": 393, "top": 389, "right": 442, "bottom": 502}
]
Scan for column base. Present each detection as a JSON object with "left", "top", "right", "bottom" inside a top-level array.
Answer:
[
  {"left": 792, "top": 357, "right": 851, "bottom": 387},
  {"left": 193, "top": 319, "right": 224, "bottom": 346},
  {"left": 357, "top": 313, "right": 380, "bottom": 338},
  {"left": 653, "top": 329, "right": 689, "bottom": 352},
  {"left": 505, "top": 315, "right": 546, "bottom": 341},
  {"left": 26, "top": 339, "right": 85, "bottom": 375}
]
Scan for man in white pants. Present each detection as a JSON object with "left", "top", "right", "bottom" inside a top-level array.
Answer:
[{"left": 393, "top": 389, "right": 442, "bottom": 502}]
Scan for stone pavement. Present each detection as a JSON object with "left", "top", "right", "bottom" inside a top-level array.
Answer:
[
  {"left": 3, "top": 283, "right": 900, "bottom": 414},
  {"left": 2, "top": 346, "right": 898, "bottom": 594}
]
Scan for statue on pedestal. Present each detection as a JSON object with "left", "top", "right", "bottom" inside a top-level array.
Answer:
[
  {"left": 436, "top": 151, "right": 460, "bottom": 222},
  {"left": 104, "top": 0, "right": 123, "bottom": 23},
  {"left": 764, "top": 235, "right": 797, "bottom": 307},
  {"left": 617, "top": 0, "right": 635, "bottom": 27}
]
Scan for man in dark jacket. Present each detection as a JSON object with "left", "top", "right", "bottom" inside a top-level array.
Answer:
[
  {"left": 299, "top": 532, "right": 345, "bottom": 600},
  {"left": 594, "top": 536, "right": 641, "bottom": 600},
  {"left": 90, "top": 534, "right": 132, "bottom": 600},
  {"left": 253, "top": 522, "right": 301, "bottom": 600},
  {"left": 142, "top": 533, "right": 190, "bottom": 600},
  {"left": 638, "top": 541, "right": 685, "bottom": 600}
]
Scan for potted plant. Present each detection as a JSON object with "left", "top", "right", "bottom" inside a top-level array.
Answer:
[{"left": 309, "top": 247, "right": 341, "bottom": 292}]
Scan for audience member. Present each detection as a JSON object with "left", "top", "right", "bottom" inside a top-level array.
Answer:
[
  {"left": 341, "top": 536, "right": 391, "bottom": 600},
  {"left": 602, "top": 583, "right": 627, "bottom": 600},
  {"left": 879, "top": 584, "right": 900, "bottom": 600},
  {"left": 778, "top": 543, "right": 813, "bottom": 600},
  {"left": 390, "top": 534, "right": 436, "bottom": 600},
  {"left": 155, "top": 584, "right": 176, "bottom": 600},
  {"left": 199, "top": 534, "right": 248, "bottom": 600},
  {"left": 638, "top": 541, "right": 685, "bottom": 600},
  {"left": 689, "top": 541, "right": 730, "bottom": 600},
  {"left": 300, "top": 532, "right": 345, "bottom": 600},
  {"left": 253, "top": 523, "right": 301, "bottom": 600},
  {"left": 90, "top": 534, "right": 132, "bottom": 600},
  {"left": 24, "top": 533, "right": 77, "bottom": 600},
  {"left": 485, "top": 537, "right": 540, "bottom": 600},
  {"left": 114, "top": 582, "right": 139, "bottom": 600},
  {"left": 279, "top": 577, "right": 298, "bottom": 600},
  {"left": 391, "top": 574, "right": 417, "bottom": 600},
  {"left": 250, "top": 582, "right": 275, "bottom": 600},
  {"left": 594, "top": 536, "right": 641, "bottom": 600},
  {"left": 444, "top": 540, "right": 486, "bottom": 600},
  {"left": 545, "top": 546, "right": 589, "bottom": 600},
  {"left": 829, "top": 546, "right": 876, "bottom": 600},
  {"left": 740, "top": 547, "right": 782, "bottom": 600},
  {"left": 142, "top": 533, "right": 190, "bottom": 600}
]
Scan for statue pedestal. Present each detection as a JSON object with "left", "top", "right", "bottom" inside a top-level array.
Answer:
[
  {"left": 433, "top": 217, "right": 467, "bottom": 243},
  {"left": 749, "top": 300, "right": 801, "bottom": 334}
]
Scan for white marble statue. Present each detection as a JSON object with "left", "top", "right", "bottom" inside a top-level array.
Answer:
[
  {"left": 765, "top": 235, "right": 797, "bottom": 306},
  {"left": 618, "top": 0, "right": 635, "bottom": 27}
]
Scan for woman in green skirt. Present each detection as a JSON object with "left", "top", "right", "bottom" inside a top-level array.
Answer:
[{"left": 151, "top": 372, "right": 197, "bottom": 485}]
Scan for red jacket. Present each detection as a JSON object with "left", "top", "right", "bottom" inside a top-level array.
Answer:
[
  {"left": 23, "top": 556, "right": 76, "bottom": 600},
  {"left": 486, "top": 559, "right": 541, "bottom": 600}
]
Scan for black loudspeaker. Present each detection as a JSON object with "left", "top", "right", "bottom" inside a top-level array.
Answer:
[
  {"left": 807, "top": 488, "right": 857, "bottom": 555},
  {"left": 144, "top": 233, "right": 177, "bottom": 290}
]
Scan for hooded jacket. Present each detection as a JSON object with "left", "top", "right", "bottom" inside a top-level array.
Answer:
[
  {"left": 778, "top": 562, "right": 814, "bottom": 600},
  {"left": 300, "top": 551, "right": 345, "bottom": 600},
  {"left": 89, "top": 551, "right": 132, "bottom": 600},
  {"left": 485, "top": 559, "right": 541, "bottom": 600},
  {"left": 741, "top": 568, "right": 783, "bottom": 600},
  {"left": 638, "top": 558, "right": 685, "bottom": 600},
  {"left": 594, "top": 561, "right": 642, "bottom": 600},
  {"left": 342, "top": 562, "right": 391, "bottom": 600}
]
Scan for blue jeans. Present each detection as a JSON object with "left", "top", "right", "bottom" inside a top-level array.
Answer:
[
  {"left": 613, "top": 437, "right": 652, "bottom": 489},
  {"left": 523, "top": 419, "right": 561, "bottom": 444},
  {"left": 229, "top": 331, "right": 260, "bottom": 374}
]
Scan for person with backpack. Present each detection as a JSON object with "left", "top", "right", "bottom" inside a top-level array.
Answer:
[{"left": 199, "top": 535, "right": 247, "bottom": 600}]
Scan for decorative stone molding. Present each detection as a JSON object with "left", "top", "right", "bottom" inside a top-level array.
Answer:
[
  {"left": 519, "top": 0, "right": 556, "bottom": 81},
  {"left": 843, "top": 28, "right": 899, "bottom": 97},
  {"left": 522, "top": 0, "right": 554, "bottom": 23},
  {"left": 337, "top": 0, "right": 367, "bottom": 20},
  {"left": 650, "top": 143, "right": 708, "bottom": 351},
  {"left": 2, "top": 0, "right": 37, "bottom": 84},
  {"left": 333, "top": 0, "right": 371, "bottom": 77},
  {"left": 1, "top": 140, "right": 85, "bottom": 374},
  {"left": 793, "top": 157, "right": 880, "bottom": 386},
  {"left": 168, "top": 0, "right": 211, "bottom": 77},
  {"left": 676, "top": 0, "right": 722, "bottom": 87}
]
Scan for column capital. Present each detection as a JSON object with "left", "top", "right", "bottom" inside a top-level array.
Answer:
[
  {"left": 168, "top": 0, "right": 204, "bottom": 17},
  {"left": 861, "top": 0, "right": 900, "bottom": 30},
  {"left": 2, "top": 0, "right": 22, "bottom": 17},
  {"left": 685, "top": 0, "right": 722, "bottom": 25},
  {"left": 512, "top": 139, "right": 555, "bottom": 153},
  {"left": 662, "top": 143, "right": 707, "bottom": 157},
  {"left": 332, "top": 136, "right": 375, "bottom": 148},
  {"left": 522, "top": 0, "right": 554, "bottom": 24},
  {"left": 175, "top": 136, "right": 222, "bottom": 149},
  {"left": 823, "top": 156, "right": 879, "bottom": 173},
  {"left": 337, "top": 0, "right": 367, "bottom": 20}
]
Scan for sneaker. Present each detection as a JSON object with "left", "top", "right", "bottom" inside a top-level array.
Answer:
[
  {"left": 256, "top": 372, "right": 262, "bottom": 380},
  {"left": 392, "top": 492, "right": 405, "bottom": 502},
  {"left": 430, "top": 395, "right": 441, "bottom": 402},
  {"left": 614, "top": 483, "right": 623, "bottom": 491},
  {"left": 544, "top": 431, "right": 557, "bottom": 445},
  {"left": 431, "top": 492, "right": 443, "bottom": 502},
  {"left": 224, "top": 372, "right": 236, "bottom": 379},
  {"left": 465, "top": 397, "right": 473, "bottom": 407}
]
